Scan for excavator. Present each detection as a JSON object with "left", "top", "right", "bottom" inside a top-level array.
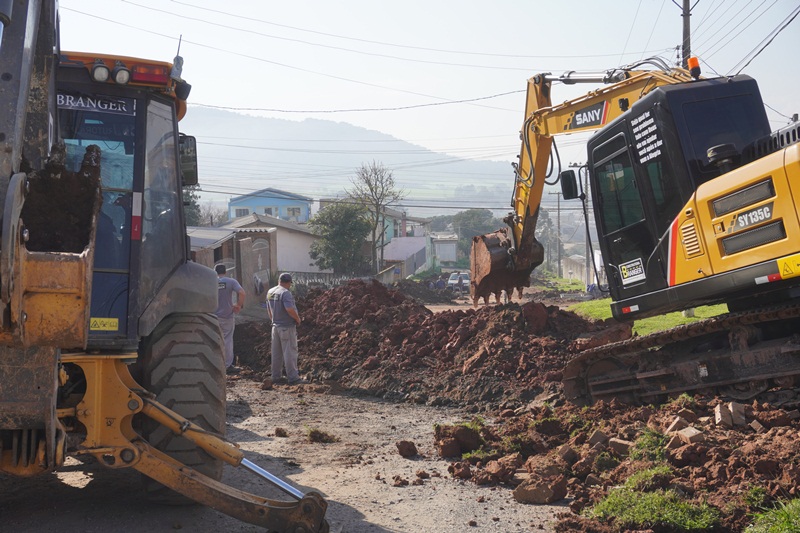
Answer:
[
  {"left": 471, "top": 54, "right": 800, "bottom": 405},
  {"left": 0, "top": 1, "right": 328, "bottom": 531}
]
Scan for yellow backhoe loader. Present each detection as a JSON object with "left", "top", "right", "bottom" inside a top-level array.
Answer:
[{"left": 0, "top": 1, "right": 327, "bottom": 530}]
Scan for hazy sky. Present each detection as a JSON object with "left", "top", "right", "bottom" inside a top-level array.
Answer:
[{"left": 58, "top": 0, "right": 800, "bottom": 209}]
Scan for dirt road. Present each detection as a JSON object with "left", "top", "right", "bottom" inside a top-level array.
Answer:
[{"left": 0, "top": 377, "right": 563, "bottom": 532}]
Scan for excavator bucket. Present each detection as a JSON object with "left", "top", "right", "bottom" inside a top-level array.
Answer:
[{"left": 470, "top": 229, "right": 527, "bottom": 305}]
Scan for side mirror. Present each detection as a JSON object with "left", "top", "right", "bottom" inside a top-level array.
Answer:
[
  {"left": 179, "top": 134, "right": 198, "bottom": 186},
  {"left": 560, "top": 169, "right": 579, "bottom": 200}
]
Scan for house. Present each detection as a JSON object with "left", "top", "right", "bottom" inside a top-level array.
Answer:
[
  {"left": 382, "top": 236, "right": 430, "bottom": 278},
  {"left": 430, "top": 232, "right": 459, "bottom": 265},
  {"left": 228, "top": 188, "right": 312, "bottom": 223},
  {"left": 221, "top": 213, "right": 330, "bottom": 274},
  {"left": 187, "top": 225, "right": 278, "bottom": 310}
]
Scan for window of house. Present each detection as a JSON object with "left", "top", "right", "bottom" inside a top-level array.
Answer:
[
  {"left": 263, "top": 207, "right": 273, "bottom": 216},
  {"left": 287, "top": 207, "right": 301, "bottom": 218},
  {"left": 235, "top": 208, "right": 249, "bottom": 217}
]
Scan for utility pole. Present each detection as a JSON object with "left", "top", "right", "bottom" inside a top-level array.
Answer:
[
  {"left": 548, "top": 191, "right": 562, "bottom": 277},
  {"left": 674, "top": 0, "right": 698, "bottom": 68}
]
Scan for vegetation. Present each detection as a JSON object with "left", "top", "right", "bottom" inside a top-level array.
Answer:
[
  {"left": 568, "top": 298, "right": 728, "bottom": 336},
  {"left": 451, "top": 209, "right": 503, "bottom": 257},
  {"left": 745, "top": 499, "right": 800, "bottom": 532},
  {"left": 308, "top": 202, "right": 372, "bottom": 274},
  {"left": 629, "top": 428, "right": 669, "bottom": 462},
  {"left": 346, "top": 161, "right": 405, "bottom": 274},
  {"left": 588, "top": 487, "right": 719, "bottom": 530}
]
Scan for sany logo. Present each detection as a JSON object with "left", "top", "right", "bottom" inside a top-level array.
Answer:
[{"left": 566, "top": 101, "right": 609, "bottom": 130}]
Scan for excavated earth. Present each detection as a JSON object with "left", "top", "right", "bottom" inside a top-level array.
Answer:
[{"left": 235, "top": 279, "right": 800, "bottom": 532}]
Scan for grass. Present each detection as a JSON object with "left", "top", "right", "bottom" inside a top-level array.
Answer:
[
  {"left": 629, "top": 428, "right": 669, "bottom": 462},
  {"left": 588, "top": 488, "right": 719, "bottom": 530},
  {"left": 746, "top": 499, "right": 800, "bottom": 532},
  {"left": 568, "top": 298, "right": 729, "bottom": 336}
]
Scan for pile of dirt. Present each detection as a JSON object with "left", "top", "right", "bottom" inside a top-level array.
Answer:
[
  {"left": 235, "top": 279, "right": 602, "bottom": 409},
  {"left": 391, "top": 278, "right": 453, "bottom": 304},
  {"left": 435, "top": 394, "right": 800, "bottom": 532}
]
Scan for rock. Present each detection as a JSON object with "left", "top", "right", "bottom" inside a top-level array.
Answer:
[
  {"left": 665, "top": 435, "right": 683, "bottom": 450},
  {"left": 676, "top": 408, "right": 697, "bottom": 422},
  {"left": 274, "top": 428, "right": 288, "bottom": 438},
  {"left": 715, "top": 404, "right": 733, "bottom": 428},
  {"left": 585, "top": 473, "right": 602, "bottom": 486},
  {"left": 396, "top": 440, "right": 418, "bottom": 458},
  {"left": 677, "top": 426, "right": 705, "bottom": 444},
  {"left": 462, "top": 346, "right": 488, "bottom": 374},
  {"left": 666, "top": 416, "right": 689, "bottom": 433},
  {"left": 729, "top": 402, "right": 746, "bottom": 426},
  {"left": 556, "top": 444, "right": 578, "bottom": 465},
  {"left": 448, "top": 461, "right": 472, "bottom": 480},
  {"left": 436, "top": 437, "right": 461, "bottom": 458},
  {"left": 750, "top": 420, "right": 766, "bottom": 433},
  {"left": 392, "top": 475, "right": 409, "bottom": 487},
  {"left": 608, "top": 438, "right": 634, "bottom": 457},
  {"left": 512, "top": 474, "right": 567, "bottom": 504},
  {"left": 588, "top": 429, "right": 608, "bottom": 446}
]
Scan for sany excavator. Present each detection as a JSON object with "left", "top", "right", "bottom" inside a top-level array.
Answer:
[
  {"left": 471, "top": 55, "right": 800, "bottom": 405},
  {"left": 0, "top": 1, "right": 327, "bottom": 530}
]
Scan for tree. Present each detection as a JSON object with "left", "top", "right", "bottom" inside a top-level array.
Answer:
[
  {"left": 198, "top": 200, "right": 229, "bottom": 227},
  {"left": 535, "top": 208, "right": 562, "bottom": 274},
  {"left": 429, "top": 214, "right": 452, "bottom": 232},
  {"left": 308, "top": 202, "right": 372, "bottom": 274},
  {"left": 451, "top": 208, "right": 504, "bottom": 257},
  {"left": 182, "top": 185, "right": 202, "bottom": 226},
  {"left": 346, "top": 161, "right": 405, "bottom": 274}
]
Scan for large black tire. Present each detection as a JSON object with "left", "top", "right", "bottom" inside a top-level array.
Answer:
[{"left": 140, "top": 313, "right": 226, "bottom": 502}]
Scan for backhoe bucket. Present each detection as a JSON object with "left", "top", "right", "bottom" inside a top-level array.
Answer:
[{"left": 471, "top": 229, "right": 517, "bottom": 305}]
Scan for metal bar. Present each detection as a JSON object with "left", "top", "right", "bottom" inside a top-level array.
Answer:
[{"left": 241, "top": 458, "right": 305, "bottom": 500}]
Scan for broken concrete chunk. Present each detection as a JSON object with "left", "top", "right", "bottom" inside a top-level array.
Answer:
[
  {"left": 556, "top": 444, "right": 578, "bottom": 465},
  {"left": 666, "top": 416, "right": 689, "bottom": 434},
  {"left": 750, "top": 420, "right": 766, "bottom": 434},
  {"left": 677, "top": 426, "right": 705, "bottom": 444},
  {"left": 715, "top": 404, "right": 733, "bottom": 428},
  {"left": 587, "top": 430, "right": 608, "bottom": 446},
  {"left": 665, "top": 435, "right": 683, "bottom": 450},
  {"left": 729, "top": 402, "right": 746, "bottom": 426},
  {"left": 608, "top": 438, "right": 634, "bottom": 457}
]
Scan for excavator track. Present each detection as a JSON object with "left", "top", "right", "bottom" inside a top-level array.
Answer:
[{"left": 563, "top": 302, "right": 800, "bottom": 405}]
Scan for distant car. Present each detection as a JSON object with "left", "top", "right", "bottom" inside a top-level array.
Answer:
[{"left": 447, "top": 272, "right": 470, "bottom": 292}]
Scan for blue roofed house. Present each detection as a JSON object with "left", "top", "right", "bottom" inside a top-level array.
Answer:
[{"left": 228, "top": 188, "right": 312, "bottom": 223}]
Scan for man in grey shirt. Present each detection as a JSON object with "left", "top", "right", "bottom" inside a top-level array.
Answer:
[
  {"left": 215, "top": 264, "right": 245, "bottom": 370},
  {"left": 266, "top": 273, "right": 305, "bottom": 385}
]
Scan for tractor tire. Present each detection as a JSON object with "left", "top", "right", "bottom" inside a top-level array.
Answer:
[{"left": 140, "top": 313, "right": 226, "bottom": 503}]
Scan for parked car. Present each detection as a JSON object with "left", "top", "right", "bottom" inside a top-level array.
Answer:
[{"left": 447, "top": 272, "right": 470, "bottom": 293}]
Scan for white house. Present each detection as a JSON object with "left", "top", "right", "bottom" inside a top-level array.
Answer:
[{"left": 220, "top": 213, "right": 330, "bottom": 274}]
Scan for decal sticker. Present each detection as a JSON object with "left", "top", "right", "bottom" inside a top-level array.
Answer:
[
  {"left": 565, "top": 101, "right": 609, "bottom": 130},
  {"left": 729, "top": 202, "right": 773, "bottom": 233},
  {"left": 90, "top": 317, "right": 119, "bottom": 331},
  {"left": 631, "top": 110, "right": 663, "bottom": 164},
  {"left": 619, "top": 258, "right": 647, "bottom": 286}
]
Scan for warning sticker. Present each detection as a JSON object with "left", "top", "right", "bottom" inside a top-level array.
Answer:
[
  {"left": 90, "top": 317, "right": 119, "bottom": 331},
  {"left": 619, "top": 258, "right": 647, "bottom": 286},
  {"left": 777, "top": 253, "right": 800, "bottom": 280}
]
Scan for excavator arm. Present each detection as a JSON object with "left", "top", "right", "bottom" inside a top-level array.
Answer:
[{"left": 470, "top": 61, "right": 695, "bottom": 305}]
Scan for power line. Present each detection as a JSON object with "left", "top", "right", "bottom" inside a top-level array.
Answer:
[
  {"left": 729, "top": 4, "right": 800, "bottom": 75},
  {"left": 190, "top": 90, "right": 524, "bottom": 114},
  {"left": 701, "top": 0, "right": 776, "bottom": 60},
  {"left": 60, "top": 7, "right": 518, "bottom": 113},
  {"left": 165, "top": 0, "right": 673, "bottom": 61}
]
